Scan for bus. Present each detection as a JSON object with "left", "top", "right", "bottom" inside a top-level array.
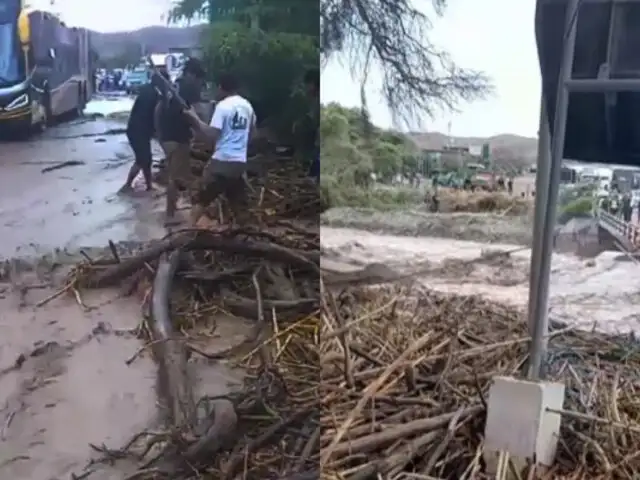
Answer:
[{"left": 0, "top": 3, "right": 94, "bottom": 134}]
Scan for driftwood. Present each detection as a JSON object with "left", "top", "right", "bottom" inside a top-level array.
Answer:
[{"left": 77, "top": 230, "right": 319, "bottom": 289}]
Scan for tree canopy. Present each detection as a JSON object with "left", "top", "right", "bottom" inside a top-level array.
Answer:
[
  {"left": 168, "top": 0, "right": 318, "bottom": 143},
  {"left": 169, "top": 0, "right": 491, "bottom": 128},
  {"left": 321, "top": 0, "right": 492, "bottom": 125}
]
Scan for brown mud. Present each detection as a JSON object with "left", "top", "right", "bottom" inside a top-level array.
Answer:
[{"left": 0, "top": 117, "right": 249, "bottom": 479}]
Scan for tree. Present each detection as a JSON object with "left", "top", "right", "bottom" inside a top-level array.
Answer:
[
  {"left": 321, "top": 0, "right": 492, "bottom": 126},
  {"left": 168, "top": 0, "right": 317, "bottom": 36},
  {"left": 168, "top": 0, "right": 318, "bottom": 142}
]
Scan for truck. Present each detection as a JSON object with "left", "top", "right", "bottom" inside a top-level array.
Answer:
[{"left": 0, "top": 2, "right": 94, "bottom": 134}]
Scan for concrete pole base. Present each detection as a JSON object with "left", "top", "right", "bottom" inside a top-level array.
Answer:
[{"left": 483, "top": 376, "right": 565, "bottom": 477}]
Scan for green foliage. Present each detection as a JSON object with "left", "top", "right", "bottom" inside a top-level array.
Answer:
[
  {"left": 169, "top": 0, "right": 317, "bottom": 36},
  {"left": 562, "top": 197, "right": 594, "bottom": 215},
  {"left": 200, "top": 22, "right": 317, "bottom": 141},
  {"left": 556, "top": 196, "right": 594, "bottom": 225},
  {"left": 321, "top": 103, "right": 427, "bottom": 208},
  {"left": 321, "top": 175, "right": 423, "bottom": 210},
  {"left": 169, "top": 0, "right": 318, "bottom": 144},
  {"left": 320, "top": 103, "right": 419, "bottom": 183}
]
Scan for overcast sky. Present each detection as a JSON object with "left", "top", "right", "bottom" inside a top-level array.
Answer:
[
  {"left": 321, "top": 0, "right": 540, "bottom": 137},
  {"left": 31, "top": 0, "right": 539, "bottom": 138},
  {"left": 29, "top": 0, "right": 174, "bottom": 32}
]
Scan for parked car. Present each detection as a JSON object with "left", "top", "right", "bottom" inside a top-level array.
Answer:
[{"left": 124, "top": 68, "right": 150, "bottom": 94}]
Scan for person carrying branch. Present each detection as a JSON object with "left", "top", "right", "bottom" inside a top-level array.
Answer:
[
  {"left": 155, "top": 58, "right": 205, "bottom": 226},
  {"left": 181, "top": 72, "right": 257, "bottom": 227}
]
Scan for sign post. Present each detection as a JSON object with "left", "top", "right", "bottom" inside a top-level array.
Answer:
[{"left": 527, "top": 0, "right": 579, "bottom": 380}]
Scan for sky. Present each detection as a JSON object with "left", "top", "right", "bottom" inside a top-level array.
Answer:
[
  {"left": 29, "top": 0, "right": 540, "bottom": 138},
  {"left": 28, "top": 0, "right": 175, "bottom": 32},
  {"left": 321, "top": 0, "right": 540, "bottom": 138}
]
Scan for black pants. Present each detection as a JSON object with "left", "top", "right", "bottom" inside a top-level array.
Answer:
[{"left": 127, "top": 131, "right": 152, "bottom": 170}]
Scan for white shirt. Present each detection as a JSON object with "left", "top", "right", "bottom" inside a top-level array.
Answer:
[{"left": 210, "top": 94, "right": 255, "bottom": 163}]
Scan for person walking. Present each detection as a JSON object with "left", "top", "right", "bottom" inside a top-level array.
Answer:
[
  {"left": 155, "top": 58, "right": 205, "bottom": 226},
  {"left": 119, "top": 79, "right": 160, "bottom": 193}
]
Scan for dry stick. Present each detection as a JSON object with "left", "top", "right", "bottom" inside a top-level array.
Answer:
[
  {"left": 421, "top": 407, "right": 466, "bottom": 475},
  {"left": 108, "top": 240, "right": 121, "bottom": 263},
  {"left": 346, "top": 430, "right": 441, "bottom": 480},
  {"left": 35, "top": 283, "right": 72, "bottom": 307},
  {"left": 321, "top": 407, "right": 420, "bottom": 443},
  {"left": 224, "top": 409, "right": 312, "bottom": 480},
  {"left": 251, "top": 267, "right": 271, "bottom": 368},
  {"left": 322, "top": 322, "right": 574, "bottom": 467},
  {"left": 547, "top": 407, "right": 640, "bottom": 435},
  {"left": 320, "top": 299, "right": 453, "bottom": 467},
  {"left": 328, "top": 405, "right": 481, "bottom": 458},
  {"left": 295, "top": 425, "right": 320, "bottom": 470},
  {"left": 348, "top": 326, "right": 575, "bottom": 385},
  {"left": 321, "top": 294, "right": 400, "bottom": 342},
  {"left": 322, "top": 278, "right": 354, "bottom": 387}
]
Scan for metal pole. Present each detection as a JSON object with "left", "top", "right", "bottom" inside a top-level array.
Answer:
[
  {"left": 527, "top": 0, "right": 579, "bottom": 380},
  {"left": 527, "top": 98, "right": 551, "bottom": 333}
]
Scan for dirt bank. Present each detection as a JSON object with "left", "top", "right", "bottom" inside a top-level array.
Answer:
[
  {"left": 321, "top": 227, "right": 640, "bottom": 335},
  {"left": 321, "top": 207, "right": 533, "bottom": 245}
]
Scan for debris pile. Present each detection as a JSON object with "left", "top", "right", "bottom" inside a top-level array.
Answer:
[
  {"left": 154, "top": 151, "right": 321, "bottom": 221},
  {"left": 318, "top": 283, "right": 640, "bottom": 479},
  {"left": 57, "top": 156, "right": 640, "bottom": 479},
  {"left": 63, "top": 155, "right": 322, "bottom": 480},
  {"left": 432, "top": 188, "right": 531, "bottom": 215},
  {"left": 69, "top": 224, "right": 322, "bottom": 480}
]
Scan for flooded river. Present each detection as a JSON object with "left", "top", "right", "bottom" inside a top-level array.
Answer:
[{"left": 321, "top": 227, "right": 640, "bottom": 334}]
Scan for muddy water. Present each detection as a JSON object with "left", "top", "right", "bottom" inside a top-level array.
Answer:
[
  {"left": 0, "top": 117, "right": 168, "bottom": 260},
  {"left": 0, "top": 107, "right": 251, "bottom": 479},
  {"left": 0, "top": 281, "right": 249, "bottom": 480},
  {"left": 0, "top": 284, "right": 155, "bottom": 479},
  {"left": 321, "top": 227, "right": 640, "bottom": 334}
]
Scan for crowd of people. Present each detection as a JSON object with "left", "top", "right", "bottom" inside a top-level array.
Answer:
[
  {"left": 119, "top": 58, "right": 320, "bottom": 228},
  {"left": 599, "top": 188, "right": 636, "bottom": 223}
]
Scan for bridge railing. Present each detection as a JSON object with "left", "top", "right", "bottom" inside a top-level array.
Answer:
[{"left": 596, "top": 208, "right": 640, "bottom": 248}]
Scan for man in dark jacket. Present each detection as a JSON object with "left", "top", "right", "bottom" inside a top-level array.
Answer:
[
  {"left": 155, "top": 58, "right": 205, "bottom": 226},
  {"left": 119, "top": 80, "right": 160, "bottom": 193}
]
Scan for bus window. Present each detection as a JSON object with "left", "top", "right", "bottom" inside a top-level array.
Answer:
[{"left": 0, "top": 21, "right": 21, "bottom": 85}]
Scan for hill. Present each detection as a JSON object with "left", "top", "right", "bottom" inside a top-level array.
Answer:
[
  {"left": 90, "top": 25, "right": 205, "bottom": 59},
  {"left": 409, "top": 132, "right": 538, "bottom": 169}
]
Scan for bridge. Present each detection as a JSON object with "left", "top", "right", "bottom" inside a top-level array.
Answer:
[{"left": 595, "top": 208, "right": 640, "bottom": 251}]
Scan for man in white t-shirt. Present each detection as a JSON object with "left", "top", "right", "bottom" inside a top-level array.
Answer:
[{"left": 183, "top": 73, "right": 256, "bottom": 226}]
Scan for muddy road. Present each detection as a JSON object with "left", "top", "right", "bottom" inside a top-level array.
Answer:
[
  {"left": 0, "top": 115, "right": 167, "bottom": 260},
  {"left": 0, "top": 108, "right": 250, "bottom": 480}
]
